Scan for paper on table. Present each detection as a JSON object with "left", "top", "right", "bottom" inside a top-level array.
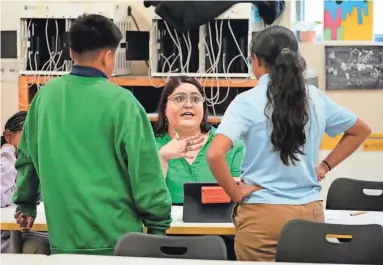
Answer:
[{"left": 326, "top": 210, "right": 383, "bottom": 226}]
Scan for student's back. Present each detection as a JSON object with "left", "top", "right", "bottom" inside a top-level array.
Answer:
[
  {"left": 13, "top": 14, "right": 172, "bottom": 255},
  {"left": 207, "top": 25, "right": 371, "bottom": 261},
  {"left": 228, "top": 80, "right": 353, "bottom": 204}
]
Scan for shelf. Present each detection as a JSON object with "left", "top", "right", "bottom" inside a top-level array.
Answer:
[{"left": 19, "top": 75, "right": 258, "bottom": 88}]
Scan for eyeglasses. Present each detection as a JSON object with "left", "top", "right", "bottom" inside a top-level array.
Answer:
[{"left": 168, "top": 93, "right": 205, "bottom": 107}]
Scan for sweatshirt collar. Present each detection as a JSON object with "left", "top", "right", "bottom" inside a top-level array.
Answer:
[{"left": 70, "top": 65, "right": 107, "bottom": 79}]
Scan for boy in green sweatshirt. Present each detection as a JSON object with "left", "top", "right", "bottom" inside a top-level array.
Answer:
[{"left": 13, "top": 14, "right": 172, "bottom": 255}]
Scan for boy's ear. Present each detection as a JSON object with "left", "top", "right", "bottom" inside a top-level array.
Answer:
[
  {"left": 69, "top": 49, "right": 74, "bottom": 61},
  {"left": 3, "top": 130, "right": 12, "bottom": 143}
]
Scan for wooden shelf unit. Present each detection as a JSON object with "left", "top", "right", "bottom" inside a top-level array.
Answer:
[
  {"left": 17, "top": 75, "right": 383, "bottom": 150},
  {"left": 18, "top": 75, "right": 258, "bottom": 114}
]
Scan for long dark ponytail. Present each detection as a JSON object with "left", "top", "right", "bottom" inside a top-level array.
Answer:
[
  {"left": 251, "top": 26, "right": 308, "bottom": 165},
  {"left": 1, "top": 111, "right": 27, "bottom": 146}
]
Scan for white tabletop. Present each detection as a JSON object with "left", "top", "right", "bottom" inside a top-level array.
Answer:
[
  {"left": 1, "top": 254, "right": 48, "bottom": 265},
  {"left": 2, "top": 204, "right": 382, "bottom": 233},
  {"left": 0, "top": 254, "right": 359, "bottom": 265},
  {"left": 325, "top": 210, "right": 383, "bottom": 226}
]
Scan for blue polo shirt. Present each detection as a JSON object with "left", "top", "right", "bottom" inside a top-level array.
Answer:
[{"left": 216, "top": 74, "right": 357, "bottom": 204}]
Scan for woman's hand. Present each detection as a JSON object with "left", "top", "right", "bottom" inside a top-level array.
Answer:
[
  {"left": 315, "top": 162, "right": 329, "bottom": 181},
  {"left": 159, "top": 132, "right": 205, "bottom": 160}
]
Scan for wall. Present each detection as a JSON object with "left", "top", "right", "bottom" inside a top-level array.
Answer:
[
  {"left": 299, "top": 42, "right": 383, "bottom": 132},
  {"left": 1, "top": 1, "right": 382, "bottom": 202}
]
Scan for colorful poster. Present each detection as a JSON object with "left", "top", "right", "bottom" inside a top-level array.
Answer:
[{"left": 323, "top": 0, "right": 373, "bottom": 41}]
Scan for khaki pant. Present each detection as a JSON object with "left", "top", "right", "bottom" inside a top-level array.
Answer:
[{"left": 233, "top": 201, "right": 324, "bottom": 261}]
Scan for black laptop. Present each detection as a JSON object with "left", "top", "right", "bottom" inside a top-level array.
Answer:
[{"left": 183, "top": 182, "right": 234, "bottom": 223}]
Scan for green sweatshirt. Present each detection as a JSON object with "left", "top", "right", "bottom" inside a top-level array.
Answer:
[{"left": 13, "top": 74, "right": 172, "bottom": 255}]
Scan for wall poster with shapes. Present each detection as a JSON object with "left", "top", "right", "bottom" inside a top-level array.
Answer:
[
  {"left": 325, "top": 46, "right": 383, "bottom": 90},
  {"left": 324, "top": 0, "right": 373, "bottom": 41}
]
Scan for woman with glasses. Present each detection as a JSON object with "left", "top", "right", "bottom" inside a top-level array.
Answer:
[
  {"left": 154, "top": 76, "right": 244, "bottom": 260},
  {"left": 155, "top": 76, "right": 244, "bottom": 205}
]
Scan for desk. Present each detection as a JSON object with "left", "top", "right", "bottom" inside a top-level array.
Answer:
[
  {"left": 325, "top": 210, "right": 383, "bottom": 226},
  {"left": 1, "top": 254, "right": 48, "bottom": 265},
  {"left": 1, "top": 204, "right": 235, "bottom": 235},
  {"left": 0, "top": 254, "right": 359, "bottom": 265},
  {"left": 1, "top": 204, "right": 382, "bottom": 234}
]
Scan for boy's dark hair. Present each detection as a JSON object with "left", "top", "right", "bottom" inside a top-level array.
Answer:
[
  {"left": 1, "top": 111, "right": 27, "bottom": 146},
  {"left": 251, "top": 25, "right": 308, "bottom": 166},
  {"left": 69, "top": 14, "right": 123, "bottom": 56}
]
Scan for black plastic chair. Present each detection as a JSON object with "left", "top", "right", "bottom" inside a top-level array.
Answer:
[
  {"left": 326, "top": 178, "right": 383, "bottom": 211},
  {"left": 114, "top": 233, "right": 227, "bottom": 260},
  {"left": 276, "top": 219, "right": 383, "bottom": 264}
]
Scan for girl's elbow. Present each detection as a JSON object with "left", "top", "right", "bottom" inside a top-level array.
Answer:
[
  {"left": 358, "top": 120, "right": 372, "bottom": 139},
  {"left": 364, "top": 124, "right": 372, "bottom": 137},
  {"left": 206, "top": 148, "right": 221, "bottom": 163}
]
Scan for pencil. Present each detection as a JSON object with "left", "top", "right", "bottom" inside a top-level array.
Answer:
[{"left": 350, "top": 211, "right": 367, "bottom": 216}]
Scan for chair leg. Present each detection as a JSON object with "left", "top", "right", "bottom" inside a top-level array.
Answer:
[{"left": 10, "top": 231, "right": 22, "bottom": 253}]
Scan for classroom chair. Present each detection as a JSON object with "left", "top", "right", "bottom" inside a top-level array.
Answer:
[
  {"left": 326, "top": 178, "right": 383, "bottom": 211},
  {"left": 275, "top": 219, "right": 383, "bottom": 264},
  {"left": 114, "top": 233, "right": 227, "bottom": 260}
]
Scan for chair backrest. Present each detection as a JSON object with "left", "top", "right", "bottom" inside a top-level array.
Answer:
[
  {"left": 183, "top": 182, "right": 234, "bottom": 223},
  {"left": 326, "top": 178, "right": 383, "bottom": 211},
  {"left": 276, "top": 219, "right": 383, "bottom": 264},
  {"left": 114, "top": 233, "right": 227, "bottom": 260}
]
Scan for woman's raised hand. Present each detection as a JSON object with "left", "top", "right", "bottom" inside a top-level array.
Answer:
[{"left": 159, "top": 132, "right": 205, "bottom": 160}]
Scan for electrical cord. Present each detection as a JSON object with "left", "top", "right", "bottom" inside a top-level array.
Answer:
[{"left": 16, "top": 19, "right": 32, "bottom": 73}]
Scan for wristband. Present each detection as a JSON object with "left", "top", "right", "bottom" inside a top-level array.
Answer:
[{"left": 322, "top": 160, "right": 332, "bottom": 171}]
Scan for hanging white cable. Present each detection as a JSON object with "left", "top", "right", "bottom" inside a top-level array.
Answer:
[
  {"left": 160, "top": 53, "right": 180, "bottom": 82},
  {"left": 45, "top": 20, "right": 54, "bottom": 71},
  {"left": 182, "top": 31, "right": 192, "bottom": 73},
  {"left": 34, "top": 51, "right": 41, "bottom": 89},
  {"left": 209, "top": 20, "right": 223, "bottom": 116},
  {"left": 218, "top": 21, "right": 232, "bottom": 106},
  {"left": 161, "top": 53, "right": 175, "bottom": 73},
  {"left": 204, "top": 21, "right": 224, "bottom": 113},
  {"left": 227, "top": 20, "right": 247, "bottom": 66},
  {"left": 28, "top": 51, "right": 33, "bottom": 71},
  {"left": 173, "top": 29, "right": 184, "bottom": 73},
  {"left": 225, "top": 55, "right": 251, "bottom": 84},
  {"left": 203, "top": 23, "right": 218, "bottom": 116},
  {"left": 187, "top": 31, "right": 192, "bottom": 72},
  {"left": 199, "top": 28, "right": 214, "bottom": 86},
  {"left": 54, "top": 20, "right": 59, "bottom": 54},
  {"left": 148, "top": 23, "right": 163, "bottom": 88},
  {"left": 227, "top": 19, "right": 251, "bottom": 85},
  {"left": 214, "top": 53, "right": 231, "bottom": 105},
  {"left": 16, "top": 20, "right": 32, "bottom": 72},
  {"left": 53, "top": 51, "right": 63, "bottom": 71},
  {"left": 163, "top": 21, "right": 184, "bottom": 73}
]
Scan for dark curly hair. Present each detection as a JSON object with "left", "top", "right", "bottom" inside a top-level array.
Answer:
[
  {"left": 1, "top": 111, "right": 27, "bottom": 146},
  {"left": 251, "top": 25, "right": 309, "bottom": 165}
]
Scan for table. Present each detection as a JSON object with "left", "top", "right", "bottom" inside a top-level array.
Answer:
[
  {"left": 0, "top": 254, "right": 360, "bottom": 265},
  {"left": 2, "top": 204, "right": 383, "bottom": 235},
  {"left": 325, "top": 210, "right": 383, "bottom": 226},
  {"left": 1, "top": 254, "right": 48, "bottom": 265},
  {"left": 1, "top": 204, "right": 235, "bottom": 235}
]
